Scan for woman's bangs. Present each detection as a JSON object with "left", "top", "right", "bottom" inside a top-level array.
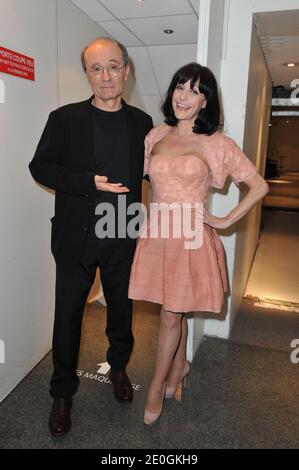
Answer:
[{"left": 176, "top": 71, "right": 200, "bottom": 89}]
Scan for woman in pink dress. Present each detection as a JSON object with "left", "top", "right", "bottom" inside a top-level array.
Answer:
[{"left": 128, "top": 63, "right": 269, "bottom": 425}]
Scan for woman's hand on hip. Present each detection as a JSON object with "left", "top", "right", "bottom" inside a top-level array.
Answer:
[{"left": 203, "top": 207, "right": 232, "bottom": 229}]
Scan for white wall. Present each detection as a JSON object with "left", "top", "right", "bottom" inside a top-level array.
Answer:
[
  {"left": 188, "top": 0, "right": 226, "bottom": 355},
  {"left": 204, "top": 0, "right": 299, "bottom": 339},
  {"left": 230, "top": 20, "right": 272, "bottom": 329},
  {"left": 0, "top": 0, "right": 104, "bottom": 402},
  {"left": 57, "top": 0, "right": 107, "bottom": 105},
  {"left": 125, "top": 44, "right": 198, "bottom": 125},
  {"left": 0, "top": 0, "right": 58, "bottom": 402}
]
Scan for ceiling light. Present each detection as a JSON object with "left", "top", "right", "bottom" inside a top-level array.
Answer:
[{"left": 164, "top": 29, "right": 174, "bottom": 34}]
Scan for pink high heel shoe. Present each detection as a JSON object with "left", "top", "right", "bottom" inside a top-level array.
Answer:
[
  {"left": 144, "top": 383, "right": 166, "bottom": 425},
  {"left": 165, "top": 361, "right": 191, "bottom": 399}
]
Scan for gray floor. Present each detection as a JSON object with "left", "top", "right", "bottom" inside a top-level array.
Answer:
[
  {"left": 231, "top": 297, "right": 299, "bottom": 352},
  {"left": 1, "top": 301, "right": 299, "bottom": 449}
]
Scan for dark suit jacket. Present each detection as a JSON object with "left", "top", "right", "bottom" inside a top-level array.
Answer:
[{"left": 29, "top": 97, "right": 153, "bottom": 273}]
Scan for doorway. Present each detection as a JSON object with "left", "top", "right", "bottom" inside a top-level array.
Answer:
[{"left": 231, "top": 10, "right": 299, "bottom": 351}]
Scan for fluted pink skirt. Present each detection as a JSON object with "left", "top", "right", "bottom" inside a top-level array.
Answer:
[{"left": 128, "top": 223, "right": 229, "bottom": 313}]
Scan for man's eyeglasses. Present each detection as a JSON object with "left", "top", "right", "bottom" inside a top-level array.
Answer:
[{"left": 86, "top": 63, "right": 127, "bottom": 76}]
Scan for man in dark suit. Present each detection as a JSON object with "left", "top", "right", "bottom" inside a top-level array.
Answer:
[{"left": 29, "top": 38, "right": 153, "bottom": 436}]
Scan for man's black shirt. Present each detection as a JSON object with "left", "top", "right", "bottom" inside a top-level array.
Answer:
[{"left": 88, "top": 104, "right": 135, "bottom": 241}]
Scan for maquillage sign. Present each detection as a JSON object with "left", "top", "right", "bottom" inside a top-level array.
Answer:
[{"left": 0, "top": 46, "right": 35, "bottom": 81}]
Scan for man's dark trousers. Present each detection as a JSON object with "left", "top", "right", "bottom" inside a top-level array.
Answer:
[{"left": 49, "top": 238, "right": 136, "bottom": 399}]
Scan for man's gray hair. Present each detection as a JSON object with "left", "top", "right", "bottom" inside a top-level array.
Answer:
[{"left": 81, "top": 37, "right": 129, "bottom": 71}]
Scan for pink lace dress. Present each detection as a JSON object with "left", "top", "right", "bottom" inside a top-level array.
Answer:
[{"left": 128, "top": 125, "right": 258, "bottom": 313}]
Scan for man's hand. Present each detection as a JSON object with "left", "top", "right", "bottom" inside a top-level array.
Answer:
[{"left": 94, "top": 175, "right": 130, "bottom": 193}]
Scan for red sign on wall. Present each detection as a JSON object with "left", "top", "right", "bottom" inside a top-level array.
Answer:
[{"left": 0, "top": 46, "right": 35, "bottom": 81}]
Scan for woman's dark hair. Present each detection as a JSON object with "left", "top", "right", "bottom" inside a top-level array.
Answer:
[{"left": 161, "top": 62, "right": 222, "bottom": 135}]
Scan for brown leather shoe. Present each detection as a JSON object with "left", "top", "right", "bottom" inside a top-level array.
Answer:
[
  {"left": 49, "top": 398, "right": 72, "bottom": 436},
  {"left": 109, "top": 369, "right": 133, "bottom": 403}
]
